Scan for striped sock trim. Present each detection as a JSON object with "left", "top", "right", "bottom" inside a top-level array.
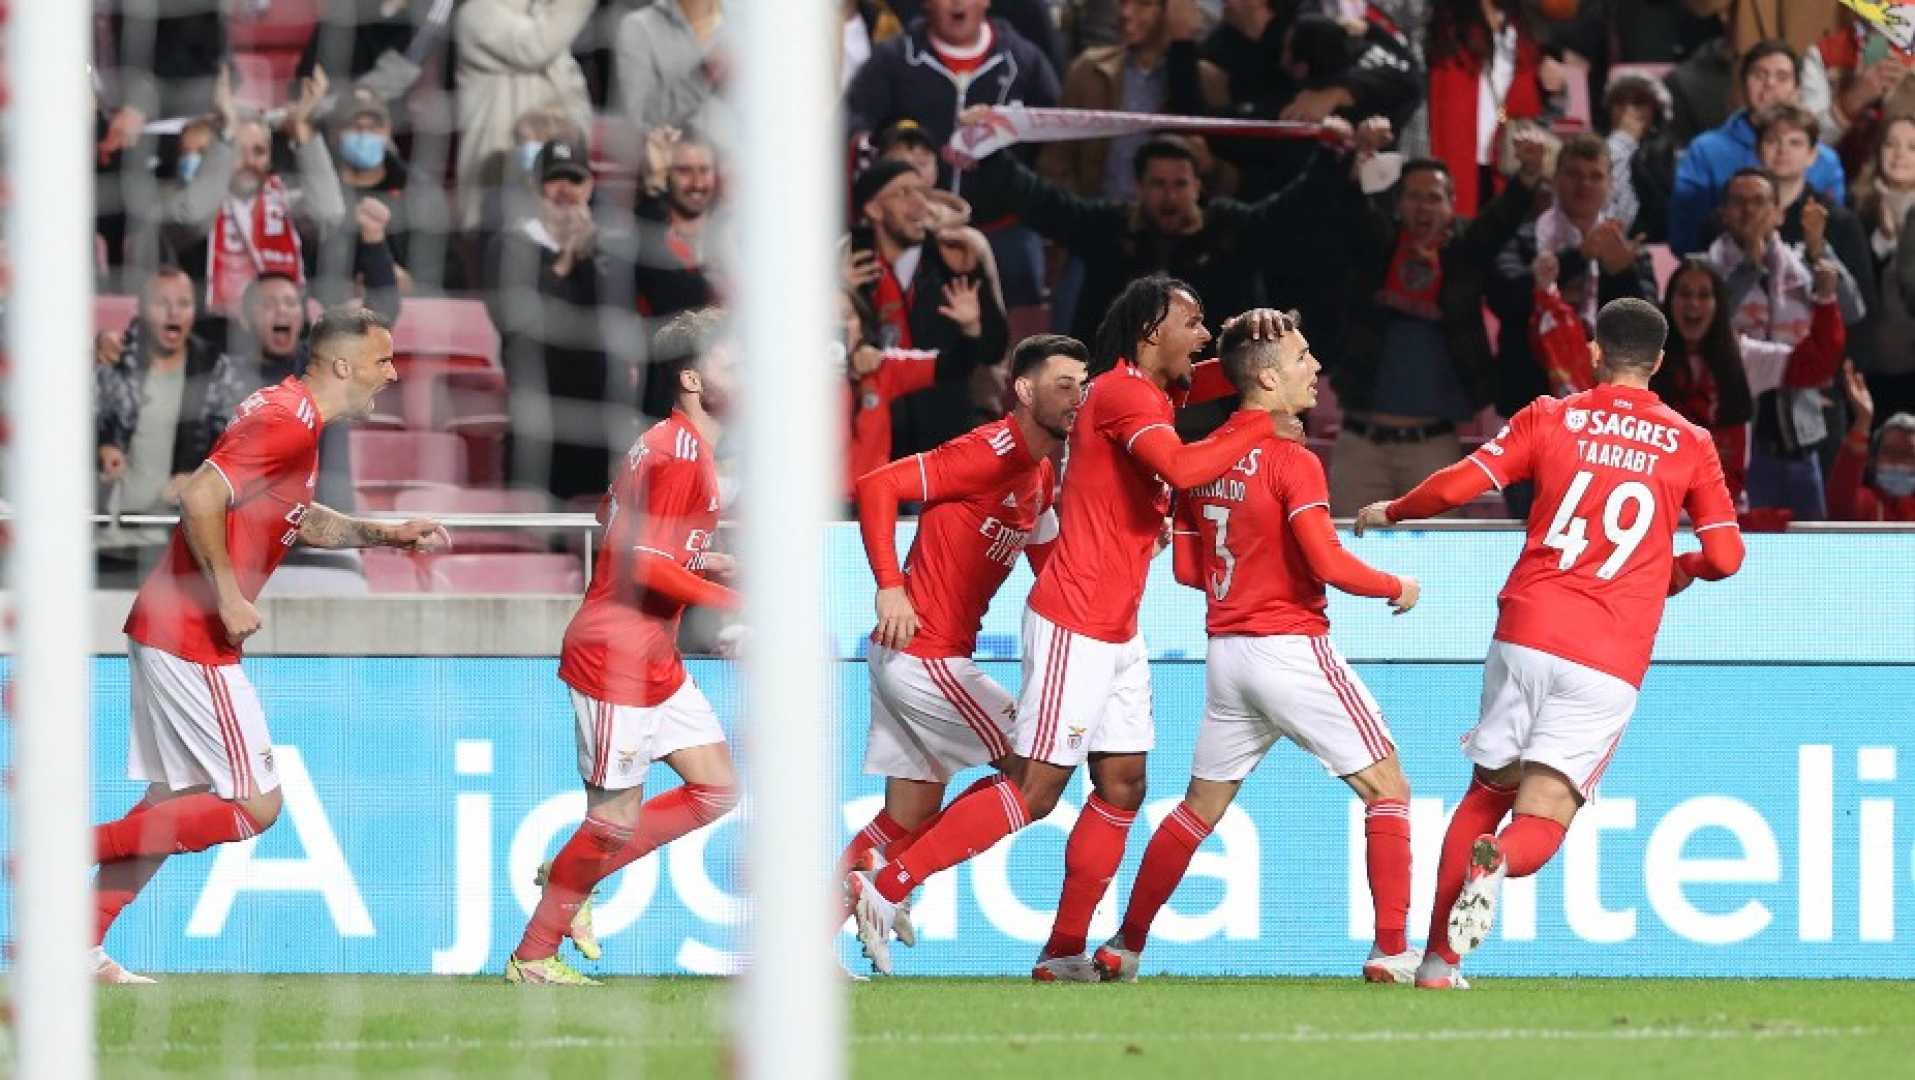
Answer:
[
  {"left": 1083, "top": 793, "right": 1138, "bottom": 829},
  {"left": 1165, "top": 803, "right": 1212, "bottom": 845}
]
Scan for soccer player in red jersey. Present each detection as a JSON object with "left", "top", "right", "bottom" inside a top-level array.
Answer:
[
  {"left": 848, "top": 276, "right": 1299, "bottom": 979},
  {"left": 507, "top": 309, "right": 743, "bottom": 985},
  {"left": 92, "top": 307, "right": 448, "bottom": 984},
  {"left": 1354, "top": 298, "right": 1746, "bottom": 989},
  {"left": 1092, "top": 318, "right": 1427, "bottom": 985},
  {"left": 840, "top": 334, "right": 1088, "bottom": 954}
]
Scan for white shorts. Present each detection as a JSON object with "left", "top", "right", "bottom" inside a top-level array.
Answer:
[
  {"left": 864, "top": 646, "right": 1016, "bottom": 782},
  {"left": 572, "top": 679, "right": 726, "bottom": 791},
  {"left": 1195, "top": 635, "right": 1396, "bottom": 781},
  {"left": 126, "top": 640, "right": 279, "bottom": 800},
  {"left": 1467, "top": 641, "right": 1637, "bottom": 798},
  {"left": 1011, "top": 606, "right": 1153, "bottom": 768}
]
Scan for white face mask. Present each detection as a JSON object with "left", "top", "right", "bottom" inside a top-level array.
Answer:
[{"left": 1876, "top": 465, "right": 1915, "bottom": 498}]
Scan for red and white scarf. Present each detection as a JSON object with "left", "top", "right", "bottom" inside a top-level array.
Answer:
[{"left": 206, "top": 174, "right": 304, "bottom": 316}]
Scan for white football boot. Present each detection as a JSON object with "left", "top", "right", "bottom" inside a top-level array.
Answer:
[
  {"left": 1361, "top": 945, "right": 1424, "bottom": 985},
  {"left": 1446, "top": 834, "right": 1508, "bottom": 959},
  {"left": 1091, "top": 935, "right": 1141, "bottom": 983},
  {"left": 1030, "top": 952, "right": 1101, "bottom": 983},
  {"left": 92, "top": 946, "right": 155, "bottom": 986},
  {"left": 846, "top": 870, "right": 898, "bottom": 976}
]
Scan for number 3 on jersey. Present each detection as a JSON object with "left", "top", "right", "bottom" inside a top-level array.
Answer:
[
  {"left": 1202, "top": 504, "right": 1235, "bottom": 600},
  {"left": 1542, "top": 470, "right": 1654, "bottom": 579}
]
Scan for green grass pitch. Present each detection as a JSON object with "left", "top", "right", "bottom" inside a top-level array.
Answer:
[{"left": 78, "top": 975, "right": 1915, "bottom": 1077}]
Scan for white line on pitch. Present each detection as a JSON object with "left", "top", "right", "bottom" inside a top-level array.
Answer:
[{"left": 93, "top": 1024, "right": 1888, "bottom": 1056}]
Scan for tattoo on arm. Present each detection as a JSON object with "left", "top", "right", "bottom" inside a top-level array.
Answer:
[{"left": 297, "top": 503, "right": 390, "bottom": 549}]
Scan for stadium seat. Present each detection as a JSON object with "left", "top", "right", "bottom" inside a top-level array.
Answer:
[
  {"left": 95, "top": 295, "right": 138, "bottom": 335},
  {"left": 391, "top": 298, "right": 501, "bottom": 368},
  {"left": 1648, "top": 243, "right": 1679, "bottom": 295},
  {"left": 421, "top": 553, "right": 586, "bottom": 594},
  {"left": 1006, "top": 303, "right": 1053, "bottom": 344},
  {"left": 349, "top": 430, "right": 467, "bottom": 509},
  {"left": 391, "top": 485, "right": 553, "bottom": 552},
  {"left": 230, "top": 52, "right": 285, "bottom": 110},
  {"left": 360, "top": 548, "right": 425, "bottom": 593}
]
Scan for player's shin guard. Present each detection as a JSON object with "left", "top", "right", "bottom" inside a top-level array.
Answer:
[
  {"left": 876, "top": 774, "right": 1029, "bottom": 904},
  {"left": 1044, "top": 793, "right": 1138, "bottom": 959},
  {"left": 1496, "top": 813, "right": 1567, "bottom": 878},
  {"left": 882, "top": 774, "right": 998, "bottom": 864},
  {"left": 1426, "top": 777, "right": 1516, "bottom": 964},
  {"left": 94, "top": 794, "right": 266, "bottom": 863},
  {"left": 1116, "top": 801, "right": 1211, "bottom": 953},
  {"left": 838, "top": 811, "right": 907, "bottom": 877},
  {"left": 517, "top": 815, "right": 634, "bottom": 962},
  {"left": 606, "top": 783, "right": 738, "bottom": 874},
  {"left": 1365, "top": 799, "right": 1413, "bottom": 956}
]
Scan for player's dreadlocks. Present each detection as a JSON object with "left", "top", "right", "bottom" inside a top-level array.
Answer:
[{"left": 1091, "top": 274, "right": 1197, "bottom": 376}]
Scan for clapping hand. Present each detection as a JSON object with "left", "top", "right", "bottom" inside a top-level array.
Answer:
[{"left": 938, "top": 276, "right": 983, "bottom": 338}]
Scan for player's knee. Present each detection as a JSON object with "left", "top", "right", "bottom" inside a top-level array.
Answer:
[
  {"left": 690, "top": 783, "right": 739, "bottom": 823},
  {"left": 1093, "top": 773, "right": 1146, "bottom": 812},
  {"left": 1362, "top": 757, "right": 1411, "bottom": 803},
  {"left": 241, "top": 788, "right": 283, "bottom": 831}
]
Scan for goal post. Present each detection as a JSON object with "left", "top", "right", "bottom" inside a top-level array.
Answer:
[
  {"left": 733, "top": 1, "right": 846, "bottom": 1077},
  {"left": 6, "top": 1, "right": 100, "bottom": 1075}
]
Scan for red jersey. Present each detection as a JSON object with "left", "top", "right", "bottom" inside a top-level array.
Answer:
[
  {"left": 862, "top": 416, "right": 1056, "bottom": 659},
  {"left": 1174, "top": 438, "right": 1338, "bottom": 637},
  {"left": 1471, "top": 386, "right": 1738, "bottom": 687},
  {"left": 844, "top": 350, "right": 937, "bottom": 496},
  {"left": 124, "top": 377, "right": 321, "bottom": 664},
  {"left": 559, "top": 411, "right": 722, "bottom": 707},
  {"left": 1023, "top": 364, "right": 1178, "bottom": 641}
]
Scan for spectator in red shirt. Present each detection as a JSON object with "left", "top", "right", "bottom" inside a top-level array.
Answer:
[
  {"left": 838, "top": 287, "right": 986, "bottom": 505},
  {"left": 1829, "top": 362, "right": 1915, "bottom": 521},
  {"left": 1424, "top": 0, "right": 1564, "bottom": 217}
]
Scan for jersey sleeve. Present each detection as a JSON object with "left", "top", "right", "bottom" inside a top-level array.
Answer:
[
  {"left": 920, "top": 431, "right": 1017, "bottom": 505},
  {"left": 880, "top": 353, "right": 939, "bottom": 400},
  {"left": 1468, "top": 400, "right": 1544, "bottom": 490},
  {"left": 634, "top": 455, "right": 710, "bottom": 568},
  {"left": 1682, "top": 430, "right": 1738, "bottom": 531},
  {"left": 203, "top": 405, "right": 312, "bottom": 504},
  {"left": 1272, "top": 446, "right": 1331, "bottom": 521},
  {"left": 1092, "top": 373, "right": 1174, "bottom": 449}
]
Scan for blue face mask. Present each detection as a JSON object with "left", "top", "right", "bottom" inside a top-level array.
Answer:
[
  {"left": 339, "top": 130, "right": 387, "bottom": 171},
  {"left": 177, "top": 152, "right": 202, "bottom": 183},
  {"left": 518, "top": 140, "right": 545, "bottom": 175},
  {"left": 1876, "top": 466, "right": 1915, "bottom": 499}
]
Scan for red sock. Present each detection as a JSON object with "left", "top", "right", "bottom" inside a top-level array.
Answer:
[
  {"left": 602, "top": 784, "right": 738, "bottom": 877},
  {"left": 1364, "top": 799, "right": 1413, "bottom": 955},
  {"left": 516, "top": 815, "right": 634, "bottom": 961},
  {"left": 1116, "top": 801, "right": 1210, "bottom": 953},
  {"left": 95, "top": 855, "right": 167, "bottom": 945},
  {"left": 1043, "top": 794, "right": 1138, "bottom": 959},
  {"left": 93, "top": 799, "right": 163, "bottom": 944},
  {"left": 1497, "top": 813, "right": 1567, "bottom": 878},
  {"left": 838, "top": 811, "right": 907, "bottom": 877},
  {"left": 95, "top": 794, "right": 265, "bottom": 862},
  {"left": 876, "top": 774, "right": 1028, "bottom": 904},
  {"left": 1426, "top": 776, "right": 1516, "bottom": 965},
  {"left": 883, "top": 775, "right": 997, "bottom": 863}
]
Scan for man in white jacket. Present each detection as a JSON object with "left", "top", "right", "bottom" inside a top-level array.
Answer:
[{"left": 454, "top": 0, "right": 595, "bottom": 231}]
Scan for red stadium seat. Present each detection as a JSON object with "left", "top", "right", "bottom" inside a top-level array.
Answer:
[
  {"left": 95, "top": 295, "right": 138, "bottom": 336},
  {"left": 392, "top": 485, "right": 552, "bottom": 552},
  {"left": 430, "top": 368, "right": 510, "bottom": 437},
  {"left": 360, "top": 549, "right": 425, "bottom": 593},
  {"left": 231, "top": 52, "right": 285, "bottom": 110},
  {"left": 349, "top": 430, "right": 467, "bottom": 508},
  {"left": 1006, "top": 304, "right": 1052, "bottom": 346},
  {"left": 391, "top": 298, "right": 500, "bottom": 367},
  {"left": 421, "top": 553, "right": 586, "bottom": 594}
]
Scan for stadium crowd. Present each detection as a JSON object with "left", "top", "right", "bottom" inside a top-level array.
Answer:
[{"left": 80, "top": 0, "right": 1915, "bottom": 593}]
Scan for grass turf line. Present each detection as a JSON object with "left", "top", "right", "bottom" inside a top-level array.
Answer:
[{"left": 77, "top": 975, "right": 1915, "bottom": 1078}]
